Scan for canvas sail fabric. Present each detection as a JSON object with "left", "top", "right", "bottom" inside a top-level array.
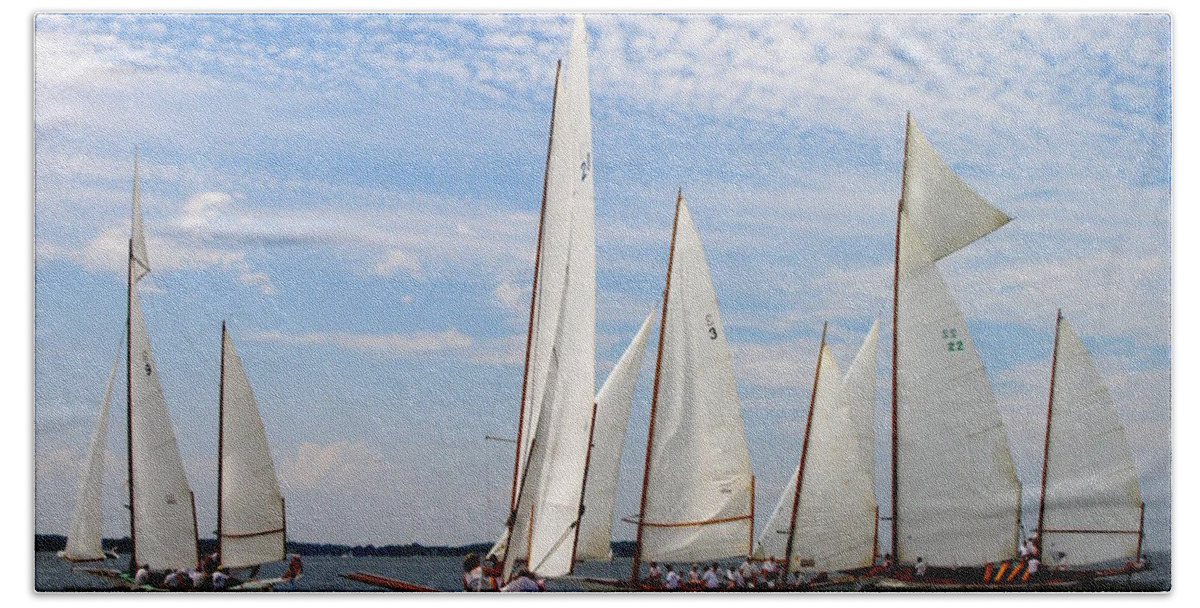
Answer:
[
  {"left": 62, "top": 351, "right": 120, "bottom": 562},
  {"left": 894, "top": 116, "right": 1020, "bottom": 567},
  {"left": 129, "top": 288, "right": 198, "bottom": 570},
  {"left": 640, "top": 199, "right": 753, "bottom": 563},
  {"left": 504, "top": 16, "right": 597, "bottom": 579},
  {"left": 1040, "top": 317, "right": 1143, "bottom": 566},
  {"left": 220, "top": 330, "right": 286, "bottom": 569},
  {"left": 575, "top": 311, "right": 655, "bottom": 561},
  {"left": 130, "top": 154, "right": 151, "bottom": 282},
  {"left": 755, "top": 323, "right": 879, "bottom": 571}
]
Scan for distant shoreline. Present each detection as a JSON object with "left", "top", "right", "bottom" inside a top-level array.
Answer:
[{"left": 34, "top": 534, "right": 639, "bottom": 558}]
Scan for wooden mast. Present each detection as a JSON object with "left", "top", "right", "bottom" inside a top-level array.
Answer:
[
  {"left": 747, "top": 475, "right": 755, "bottom": 558},
  {"left": 871, "top": 505, "right": 880, "bottom": 564},
  {"left": 1035, "top": 309, "right": 1063, "bottom": 550},
  {"left": 782, "top": 321, "right": 828, "bottom": 580},
  {"left": 509, "top": 59, "right": 563, "bottom": 517},
  {"left": 126, "top": 236, "right": 137, "bottom": 574},
  {"left": 889, "top": 112, "right": 911, "bottom": 562},
  {"left": 631, "top": 188, "right": 683, "bottom": 581},
  {"left": 568, "top": 402, "right": 600, "bottom": 573},
  {"left": 216, "top": 321, "right": 227, "bottom": 564}
]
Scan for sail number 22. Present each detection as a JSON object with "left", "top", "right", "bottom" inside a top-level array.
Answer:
[{"left": 942, "top": 328, "right": 964, "bottom": 352}]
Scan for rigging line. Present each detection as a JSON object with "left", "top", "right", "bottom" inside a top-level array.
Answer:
[{"left": 529, "top": 516, "right": 583, "bottom": 574}]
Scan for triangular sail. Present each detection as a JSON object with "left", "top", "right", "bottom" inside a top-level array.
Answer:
[
  {"left": 892, "top": 115, "right": 1020, "bottom": 567},
  {"left": 130, "top": 153, "right": 150, "bottom": 282},
  {"left": 503, "top": 15, "right": 597, "bottom": 579},
  {"left": 219, "top": 327, "right": 286, "bottom": 569},
  {"left": 128, "top": 289, "right": 198, "bottom": 570},
  {"left": 757, "top": 323, "right": 879, "bottom": 572},
  {"left": 1038, "top": 315, "right": 1143, "bottom": 566},
  {"left": 62, "top": 350, "right": 120, "bottom": 562},
  {"left": 575, "top": 311, "right": 655, "bottom": 562},
  {"left": 636, "top": 198, "right": 753, "bottom": 564}
]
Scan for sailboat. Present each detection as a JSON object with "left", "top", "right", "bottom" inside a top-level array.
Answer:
[
  {"left": 756, "top": 320, "right": 880, "bottom": 585},
  {"left": 884, "top": 113, "right": 1023, "bottom": 582},
  {"left": 1033, "top": 310, "right": 1147, "bottom": 576},
  {"left": 216, "top": 322, "right": 291, "bottom": 588},
  {"left": 620, "top": 192, "right": 756, "bottom": 582},
  {"left": 59, "top": 351, "right": 121, "bottom": 563},
  {"left": 80, "top": 154, "right": 203, "bottom": 587}
]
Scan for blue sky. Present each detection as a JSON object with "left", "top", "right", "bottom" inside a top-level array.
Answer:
[{"left": 33, "top": 13, "right": 1170, "bottom": 550}]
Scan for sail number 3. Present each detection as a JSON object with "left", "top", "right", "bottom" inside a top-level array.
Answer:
[
  {"left": 705, "top": 314, "right": 718, "bottom": 340},
  {"left": 942, "top": 328, "right": 963, "bottom": 352}
]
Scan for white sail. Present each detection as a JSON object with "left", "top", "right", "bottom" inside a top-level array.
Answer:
[
  {"left": 575, "top": 311, "right": 655, "bottom": 561},
  {"left": 755, "top": 323, "right": 879, "bottom": 571},
  {"left": 62, "top": 350, "right": 120, "bottom": 562},
  {"left": 894, "top": 116, "right": 1020, "bottom": 567},
  {"left": 130, "top": 153, "right": 150, "bottom": 282},
  {"left": 638, "top": 198, "right": 754, "bottom": 563},
  {"left": 129, "top": 288, "right": 198, "bottom": 570},
  {"left": 505, "top": 15, "right": 597, "bottom": 578},
  {"left": 219, "top": 327, "right": 286, "bottom": 569},
  {"left": 1039, "top": 316, "right": 1143, "bottom": 566}
]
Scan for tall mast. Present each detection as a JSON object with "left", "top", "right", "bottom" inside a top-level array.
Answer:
[
  {"left": 889, "top": 112, "right": 911, "bottom": 562},
  {"left": 746, "top": 475, "right": 755, "bottom": 558},
  {"left": 125, "top": 237, "right": 136, "bottom": 574},
  {"left": 1035, "top": 309, "right": 1063, "bottom": 547},
  {"left": 216, "top": 321, "right": 228, "bottom": 563},
  {"left": 567, "top": 402, "right": 600, "bottom": 573},
  {"left": 782, "top": 321, "right": 827, "bottom": 580},
  {"left": 508, "top": 59, "right": 563, "bottom": 517},
  {"left": 631, "top": 188, "right": 683, "bottom": 581}
]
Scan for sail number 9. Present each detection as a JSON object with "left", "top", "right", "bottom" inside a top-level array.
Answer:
[
  {"left": 942, "top": 328, "right": 963, "bottom": 352},
  {"left": 705, "top": 314, "right": 718, "bottom": 340}
]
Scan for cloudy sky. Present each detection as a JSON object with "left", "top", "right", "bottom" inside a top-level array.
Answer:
[{"left": 33, "top": 13, "right": 1170, "bottom": 551}]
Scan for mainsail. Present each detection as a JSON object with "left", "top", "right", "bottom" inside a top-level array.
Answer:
[
  {"left": 61, "top": 350, "right": 121, "bottom": 562},
  {"left": 126, "top": 154, "right": 199, "bottom": 571},
  {"left": 758, "top": 322, "right": 879, "bottom": 573},
  {"left": 503, "top": 16, "right": 597, "bottom": 578},
  {"left": 1036, "top": 312, "right": 1144, "bottom": 566},
  {"left": 633, "top": 195, "right": 754, "bottom": 571},
  {"left": 891, "top": 114, "right": 1021, "bottom": 567},
  {"left": 218, "top": 324, "right": 287, "bottom": 569},
  {"left": 574, "top": 311, "right": 655, "bottom": 562}
]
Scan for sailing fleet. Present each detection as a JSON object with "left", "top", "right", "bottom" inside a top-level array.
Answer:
[{"left": 56, "top": 15, "right": 1150, "bottom": 591}]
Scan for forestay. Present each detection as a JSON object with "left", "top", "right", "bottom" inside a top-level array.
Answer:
[
  {"left": 639, "top": 198, "right": 753, "bottom": 563},
  {"left": 219, "top": 327, "right": 287, "bottom": 569},
  {"left": 575, "top": 312, "right": 655, "bottom": 561},
  {"left": 505, "top": 16, "right": 597, "bottom": 579},
  {"left": 1039, "top": 316, "right": 1143, "bottom": 566},
  {"left": 893, "top": 115, "right": 1020, "bottom": 567},
  {"left": 62, "top": 351, "right": 120, "bottom": 562}
]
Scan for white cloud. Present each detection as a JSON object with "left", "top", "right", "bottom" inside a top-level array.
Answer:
[
  {"left": 493, "top": 277, "right": 526, "bottom": 315},
  {"left": 245, "top": 327, "right": 473, "bottom": 356},
  {"left": 372, "top": 249, "right": 424, "bottom": 279}
]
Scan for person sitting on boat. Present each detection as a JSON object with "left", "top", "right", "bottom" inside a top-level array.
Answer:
[
  {"left": 462, "top": 553, "right": 485, "bottom": 591},
  {"left": 738, "top": 557, "right": 759, "bottom": 588},
  {"left": 703, "top": 563, "right": 721, "bottom": 589},
  {"left": 187, "top": 567, "right": 208, "bottom": 590},
  {"left": 882, "top": 553, "right": 895, "bottom": 573},
  {"left": 914, "top": 557, "right": 927, "bottom": 577},
  {"left": 646, "top": 561, "right": 662, "bottom": 586},
  {"left": 500, "top": 569, "right": 542, "bottom": 592},
  {"left": 283, "top": 554, "right": 304, "bottom": 582},
  {"left": 134, "top": 564, "right": 151, "bottom": 587},
  {"left": 1025, "top": 555, "right": 1040, "bottom": 580},
  {"left": 761, "top": 556, "right": 778, "bottom": 586},
  {"left": 482, "top": 555, "right": 502, "bottom": 590},
  {"left": 687, "top": 563, "right": 702, "bottom": 586},
  {"left": 202, "top": 551, "right": 220, "bottom": 575},
  {"left": 664, "top": 564, "right": 680, "bottom": 590},
  {"left": 212, "top": 570, "right": 229, "bottom": 591}
]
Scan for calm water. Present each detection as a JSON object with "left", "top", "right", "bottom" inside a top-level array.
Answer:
[{"left": 35, "top": 552, "right": 1170, "bottom": 592}]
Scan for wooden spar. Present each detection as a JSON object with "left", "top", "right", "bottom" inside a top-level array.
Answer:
[
  {"left": 782, "top": 321, "right": 827, "bottom": 581},
  {"left": 871, "top": 505, "right": 880, "bottom": 564},
  {"left": 281, "top": 496, "right": 288, "bottom": 558},
  {"left": 889, "top": 111, "right": 911, "bottom": 562},
  {"left": 525, "top": 502, "right": 536, "bottom": 570},
  {"left": 191, "top": 491, "right": 200, "bottom": 567},
  {"left": 568, "top": 402, "right": 600, "bottom": 573},
  {"left": 1135, "top": 503, "right": 1145, "bottom": 558},
  {"left": 499, "top": 436, "right": 538, "bottom": 570},
  {"left": 509, "top": 59, "right": 563, "bottom": 516},
  {"left": 747, "top": 475, "right": 755, "bottom": 558},
  {"left": 1035, "top": 309, "right": 1063, "bottom": 549},
  {"left": 126, "top": 237, "right": 137, "bottom": 574},
  {"left": 217, "top": 322, "right": 227, "bottom": 563},
  {"left": 631, "top": 188, "right": 683, "bottom": 581}
]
